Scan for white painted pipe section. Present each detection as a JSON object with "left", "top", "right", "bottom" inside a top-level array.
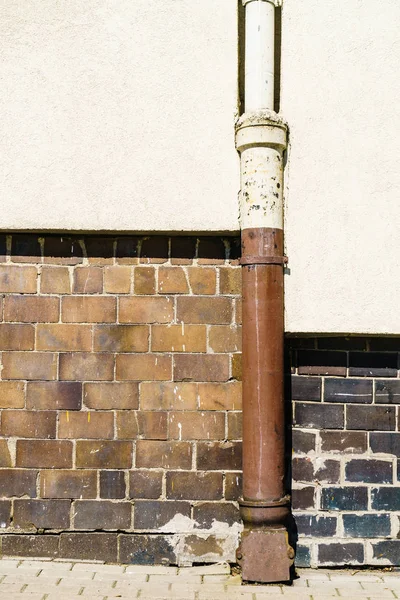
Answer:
[{"left": 243, "top": 0, "right": 275, "bottom": 111}]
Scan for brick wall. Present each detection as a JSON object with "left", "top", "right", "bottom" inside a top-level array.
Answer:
[
  {"left": 0, "top": 234, "right": 242, "bottom": 564},
  {"left": 290, "top": 337, "right": 400, "bottom": 568}
]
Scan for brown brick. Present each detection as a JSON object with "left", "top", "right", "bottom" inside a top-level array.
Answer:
[
  {"left": 347, "top": 405, "right": 396, "bottom": 431},
  {"left": 116, "top": 411, "right": 168, "bottom": 440},
  {"left": 84, "top": 382, "right": 138, "bottom": 409},
  {"left": 0, "top": 381, "right": 25, "bottom": 408},
  {"left": 59, "top": 533, "right": 117, "bottom": 562},
  {"left": 0, "top": 501, "right": 11, "bottom": 527},
  {"left": 76, "top": 441, "right": 132, "bottom": 468},
  {"left": 292, "top": 487, "right": 316, "bottom": 510},
  {"left": 225, "top": 472, "right": 242, "bottom": 500},
  {"left": 16, "top": 440, "right": 73, "bottom": 468},
  {"left": 27, "top": 382, "right": 82, "bottom": 410},
  {"left": 151, "top": 325, "right": 206, "bottom": 352},
  {"left": 187, "top": 267, "right": 216, "bottom": 295},
  {"left": 100, "top": 471, "right": 126, "bottom": 499},
  {"left": 136, "top": 441, "right": 192, "bottom": 469},
  {"left": 93, "top": 325, "right": 148, "bottom": 352},
  {"left": 2, "top": 352, "right": 57, "bottom": 380},
  {"left": 40, "top": 267, "right": 71, "bottom": 293},
  {"left": 1, "top": 411, "right": 56, "bottom": 439},
  {"left": 193, "top": 502, "right": 240, "bottom": 528},
  {"left": 119, "top": 297, "right": 173, "bottom": 324},
  {"left": 0, "top": 265, "right": 37, "bottom": 293},
  {"left": 59, "top": 353, "right": 114, "bottom": 381},
  {"left": 134, "top": 266, "right": 156, "bottom": 294},
  {"left": 166, "top": 471, "right": 223, "bottom": 500},
  {"left": 169, "top": 411, "right": 225, "bottom": 440},
  {"left": 2, "top": 534, "right": 59, "bottom": 558},
  {"left": 62, "top": 296, "right": 116, "bottom": 323},
  {"left": 104, "top": 266, "right": 131, "bottom": 294},
  {"left": 219, "top": 267, "right": 241, "bottom": 295},
  {"left": 4, "top": 296, "right": 59, "bottom": 323},
  {"left": 0, "top": 440, "right": 12, "bottom": 467},
  {"left": 129, "top": 471, "right": 163, "bottom": 499},
  {"left": 198, "top": 382, "right": 242, "bottom": 410},
  {"left": 235, "top": 298, "right": 242, "bottom": 324},
  {"left": 73, "top": 500, "right": 131, "bottom": 530},
  {"left": 227, "top": 412, "right": 242, "bottom": 440},
  {"left": 134, "top": 500, "right": 190, "bottom": 529},
  {"left": 0, "top": 469, "right": 37, "bottom": 497},
  {"left": 58, "top": 411, "right": 114, "bottom": 439},
  {"left": 116, "top": 354, "right": 172, "bottom": 381},
  {"left": 174, "top": 354, "right": 229, "bottom": 382},
  {"left": 36, "top": 324, "right": 92, "bottom": 351},
  {"left": 320, "top": 431, "right": 368, "bottom": 453},
  {"left": 231, "top": 354, "right": 242, "bottom": 380},
  {"left": 209, "top": 325, "right": 241, "bottom": 352},
  {"left": 197, "top": 441, "right": 242, "bottom": 470},
  {"left": 158, "top": 267, "right": 188, "bottom": 294},
  {"left": 40, "top": 470, "right": 97, "bottom": 499},
  {"left": 0, "top": 324, "right": 34, "bottom": 350},
  {"left": 140, "top": 382, "right": 197, "bottom": 410},
  {"left": 176, "top": 297, "right": 232, "bottom": 324},
  {"left": 44, "top": 236, "right": 83, "bottom": 265},
  {"left": 73, "top": 267, "right": 103, "bottom": 294},
  {"left": 13, "top": 499, "right": 71, "bottom": 529}
]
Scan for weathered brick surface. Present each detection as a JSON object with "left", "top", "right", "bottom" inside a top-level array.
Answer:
[
  {"left": 136, "top": 441, "right": 192, "bottom": 469},
  {"left": 0, "top": 440, "right": 12, "bottom": 467},
  {"left": 40, "top": 470, "right": 97, "bottom": 499},
  {"left": 116, "top": 354, "right": 172, "bottom": 381},
  {"left": 2, "top": 352, "right": 57, "bottom": 380},
  {"left": 36, "top": 324, "right": 92, "bottom": 351},
  {"left": 1, "top": 410, "right": 57, "bottom": 439},
  {"left": 0, "top": 470, "right": 38, "bottom": 497},
  {"left": 151, "top": 324, "right": 206, "bottom": 352},
  {"left": 27, "top": 382, "right": 82, "bottom": 410},
  {"left": 0, "top": 265, "right": 37, "bottom": 293},
  {"left": 134, "top": 500, "right": 191, "bottom": 529},
  {"left": 100, "top": 470, "right": 126, "bottom": 499},
  {"left": 5, "top": 296, "right": 59, "bottom": 322},
  {"left": 84, "top": 382, "right": 138, "bottom": 409},
  {"left": 176, "top": 297, "right": 232, "bottom": 324},
  {"left": 76, "top": 441, "right": 132, "bottom": 469},
  {"left": 174, "top": 354, "right": 230, "bottom": 382},
  {"left": 40, "top": 266, "right": 71, "bottom": 293},
  {"left": 16, "top": 440, "right": 73, "bottom": 468},
  {"left": 129, "top": 470, "right": 163, "bottom": 499},
  {"left": 119, "top": 296, "right": 173, "bottom": 323},
  {"left": 60, "top": 353, "right": 114, "bottom": 381},
  {"left": 104, "top": 266, "right": 131, "bottom": 293},
  {"left": 93, "top": 324, "right": 149, "bottom": 352},
  {"left": 140, "top": 382, "right": 197, "bottom": 410},
  {"left": 58, "top": 411, "right": 114, "bottom": 439},
  {"left": 166, "top": 471, "right": 223, "bottom": 500},
  {"left": 13, "top": 499, "right": 71, "bottom": 529},
  {"left": 73, "top": 500, "right": 132, "bottom": 529},
  {"left": 0, "top": 381, "right": 25, "bottom": 408},
  {"left": 169, "top": 411, "right": 225, "bottom": 440},
  {"left": 62, "top": 296, "right": 116, "bottom": 322},
  {"left": 0, "top": 323, "right": 35, "bottom": 350},
  {"left": 116, "top": 410, "right": 168, "bottom": 440},
  {"left": 73, "top": 266, "right": 103, "bottom": 294}
]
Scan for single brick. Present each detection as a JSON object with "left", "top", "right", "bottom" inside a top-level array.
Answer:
[
  {"left": 181, "top": 534, "right": 226, "bottom": 560},
  {"left": 0, "top": 440, "right": 12, "bottom": 467},
  {"left": 2, "top": 352, "right": 57, "bottom": 380},
  {"left": 198, "top": 382, "right": 242, "bottom": 410},
  {"left": 0, "top": 381, "right": 25, "bottom": 408},
  {"left": 193, "top": 502, "right": 240, "bottom": 529},
  {"left": 73, "top": 500, "right": 131, "bottom": 530},
  {"left": 294, "top": 403, "right": 344, "bottom": 429},
  {"left": 371, "top": 487, "right": 400, "bottom": 510},
  {"left": 27, "top": 382, "right": 82, "bottom": 410},
  {"left": 0, "top": 324, "right": 34, "bottom": 350},
  {"left": 140, "top": 382, "right": 197, "bottom": 410},
  {"left": 134, "top": 500, "right": 191, "bottom": 529},
  {"left": 0, "top": 469, "right": 37, "bottom": 497},
  {"left": 151, "top": 324, "right": 206, "bottom": 353},
  {"left": 176, "top": 297, "right": 232, "bottom": 324},
  {"left": 375, "top": 379, "right": 400, "bottom": 404},
  {"left": 314, "top": 460, "right": 341, "bottom": 483},
  {"left": 231, "top": 354, "right": 242, "bottom": 380},
  {"left": 117, "top": 354, "right": 172, "bottom": 381},
  {"left": 158, "top": 267, "right": 189, "bottom": 294},
  {"left": 174, "top": 354, "right": 229, "bottom": 382},
  {"left": 324, "top": 378, "right": 373, "bottom": 403},
  {"left": 292, "top": 430, "right": 316, "bottom": 454},
  {"left": 43, "top": 236, "right": 83, "bottom": 265},
  {"left": 59, "top": 533, "right": 117, "bottom": 562},
  {"left": 100, "top": 471, "right": 126, "bottom": 499},
  {"left": 227, "top": 412, "right": 242, "bottom": 440},
  {"left": 347, "top": 405, "right": 396, "bottom": 431},
  {"left": 40, "top": 267, "right": 71, "bottom": 293},
  {"left": 345, "top": 459, "right": 393, "bottom": 483},
  {"left": 169, "top": 411, "right": 225, "bottom": 440},
  {"left": 370, "top": 432, "right": 400, "bottom": 457},
  {"left": 136, "top": 441, "right": 192, "bottom": 469},
  {"left": 2, "top": 534, "right": 59, "bottom": 558},
  {"left": 372, "top": 541, "right": 400, "bottom": 564},
  {"left": 348, "top": 351, "right": 398, "bottom": 377},
  {"left": 4, "top": 296, "right": 59, "bottom": 323},
  {"left": 62, "top": 296, "right": 116, "bottom": 323},
  {"left": 40, "top": 470, "right": 97, "bottom": 499},
  {"left": 318, "top": 543, "right": 364, "bottom": 565},
  {"left": 188, "top": 267, "right": 216, "bottom": 294},
  {"left": 295, "top": 546, "right": 311, "bottom": 568},
  {"left": 59, "top": 353, "right": 114, "bottom": 381},
  {"left": 219, "top": 267, "right": 241, "bottom": 295},
  {"left": 134, "top": 267, "right": 156, "bottom": 294},
  {"left": 119, "top": 534, "right": 175, "bottom": 565},
  {"left": 0, "top": 410, "right": 56, "bottom": 439},
  {"left": 129, "top": 471, "right": 163, "bottom": 499},
  {"left": 58, "top": 411, "right": 114, "bottom": 439},
  {"left": 320, "top": 487, "right": 368, "bottom": 511},
  {"left": 343, "top": 514, "right": 391, "bottom": 538},
  {"left": 225, "top": 473, "right": 242, "bottom": 501},
  {"left": 166, "top": 471, "right": 223, "bottom": 500},
  {"left": 320, "top": 431, "right": 367, "bottom": 453},
  {"left": 119, "top": 297, "right": 173, "bottom": 323},
  {"left": 0, "top": 265, "right": 37, "bottom": 293},
  {"left": 197, "top": 441, "right": 242, "bottom": 470},
  {"left": 104, "top": 266, "right": 131, "bottom": 294},
  {"left": 76, "top": 441, "right": 132, "bottom": 469},
  {"left": 291, "top": 376, "right": 322, "bottom": 402},
  {"left": 93, "top": 325, "right": 149, "bottom": 352},
  {"left": 13, "top": 499, "right": 71, "bottom": 529},
  {"left": 0, "top": 501, "right": 11, "bottom": 527},
  {"left": 36, "top": 324, "right": 92, "bottom": 351},
  {"left": 292, "top": 457, "right": 313, "bottom": 481},
  {"left": 84, "top": 382, "right": 138, "bottom": 410},
  {"left": 291, "top": 487, "right": 315, "bottom": 510},
  {"left": 73, "top": 266, "right": 103, "bottom": 294},
  {"left": 295, "top": 514, "right": 337, "bottom": 537},
  {"left": 116, "top": 411, "right": 168, "bottom": 440},
  {"left": 209, "top": 325, "right": 241, "bottom": 353},
  {"left": 16, "top": 440, "right": 73, "bottom": 469},
  {"left": 116, "top": 237, "right": 140, "bottom": 265},
  {"left": 85, "top": 237, "right": 115, "bottom": 266}
]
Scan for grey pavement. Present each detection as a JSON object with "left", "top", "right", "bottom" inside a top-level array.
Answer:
[{"left": 0, "top": 558, "right": 398, "bottom": 599}]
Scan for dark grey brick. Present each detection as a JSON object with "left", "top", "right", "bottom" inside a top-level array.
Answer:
[
  {"left": 292, "top": 487, "right": 315, "bottom": 510},
  {"left": 134, "top": 501, "right": 190, "bottom": 530},
  {"left": 372, "top": 541, "right": 400, "bottom": 564},
  {"left": 295, "top": 545, "right": 311, "bottom": 567},
  {"left": 320, "top": 487, "right": 368, "bottom": 511},
  {"left": 291, "top": 376, "right": 321, "bottom": 401},
  {"left": 348, "top": 352, "right": 398, "bottom": 377},
  {"left": 318, "top": 543, "right": 364, "bottom": 565},
  {"left": 375, "top": 380, "right": 400, "bottom": 404},
  {"left": 294, "top": 403, "right": 344, "bottom": 429},
  {"left": 345, "top": 459, "right": 393, "bottom": 484},
  {"left": 292, "top": 430, "right": 316, "bottom": 454},
  {"left": 347, "top": 405, "right": 396, "bottom": 431},
  {"left": 324, "top": 379, "right": 372, "bottom": 404},
  {"left": 343, "top": 514, "right": 391, "bottom": 538},
  {"left": 295, "top": 514, "right": 337, "bottom": 537},
  {"left": 371, "top": 487, "right": 400, "bottom": 511},
  {"left": 193, "top": 502, "right": 240, "bottom": 529},
  {"left": 119, "top": 534, "right": 176, "bottom": 565},
  {"left": 320, "top": 431, "right": 367, "bottom": 453},
  {"left": 370, "top": 433, "right": 400, "bottom": 458},
  {"left": 100, "top": 471, "right": 126, "bottom": 499}
]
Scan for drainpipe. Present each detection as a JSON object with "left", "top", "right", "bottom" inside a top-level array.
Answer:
[{"left": 235, "top": 0, "right": 294, "bottom": 583}]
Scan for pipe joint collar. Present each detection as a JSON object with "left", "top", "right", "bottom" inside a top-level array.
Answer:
[
  {"left": 242, "top": 0, "right": 282, "bottom": 7},
  {"left": 236, "top": 110, "right": 287, "bottom": 153}
]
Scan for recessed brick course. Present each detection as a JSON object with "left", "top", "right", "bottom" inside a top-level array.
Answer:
[
  {"left": 16, "top": 440, "right": 73, "bottom": 469},
  {"left": 176, "top": 297, "right": 232, "bottom": 324},
  {"left": 60, "top": 353, "right": 114, "bottom": 381},
  {"left": 198, "top": 382, "right": 242, "bottom": 410},
  {"left": 0, "top": 469, "right": 38, "bottom": 497},
  {"left": 27, "top": 382, "right": 82, "bottom": 410},
  {"left": 36, "top": 324, "right": 92, "bottom": 351},
  {"left": 129, "top": 470, "right": 163, "bottom": 499},
  {"left": 140, "top": 382, "right": 197, "bottom": 410},
  {"left": 13, "top": 499, "right": 71, "bottom": 529},
  {"left": 0, "top": 410, "right": 57, "bottom": 439},
  {"left": 348, "top": 351, "right": 398, "bottom": 377},
  {"left": 43, "top": 236, "right": 83, "bottom": 265},
  {"left": 40, "top": 470, "right": 97, "bottom": 499},
  {"left": 73, "top": 267, "right": 103, "bottom": 294},
  {"left": 93, "top": 325, "right": 149, "bottom": 352},
  {"left": 40, "top": 267, "right": 71, "bottom": 294},
  {"left": 2, "top": 352, "right": 57, "bottom": 380},
  {"left": 151, "top": 324, "right": 207, "bottom": 353},
  {"left": 166, "top": 471, "right": 223, "bottom": 500},
  {"left": 116, "top": 411, "right": 168, "bottom": 440},
  {"left": 188, "top": 267, "right": 216, "bottom": 294},
  {"left": 73, "top": 500, "right": 131, "bottom": 530},
  {"left": 174, "top": 354, "right": 229, "bottom": 382},
  {"left": 76, "top": 441, "right": 132, "bottom": 469},
  {"left": 0, "top": 265, "right": 37, "bottom": 293},
  {"left": 85, "top": 237, "right": 115, "bottom": 265},
  {"left": 346, "top": 405, "right": 396, "bottom": 431},
  {"left": 62, "top": 296, "right": 116, "bottom": 323},
  {"left": 209, "top": 325, "right": 241, "bottom": 353},
  {"left": 197, "top": 441, "right": 242, "bottom": 470},
  {"left": 134, "top": 500, "right": 191, "bottom": 529},
  {"left": 119, "top": 296, "right": 173, "bottom": 323},
  {"left": 0, "top": 323, "right": 34, "bottom": 350},
  {"left": 136, "top": 441, "right": 192, "bottom": 469},
  {"left": 116, "top": 354, "right": 172, "bottom": 381},
  {"left": 5, "top": 296, "right": 59, "bottom": 323},
  {"left": 0, "top": 381, "right": 25, "bottom": 408},
  {"left": 58, "top": 411, "right": 114, "bottom": 439},
  {"left": 84, "top": 382, "right": 138, "bottom": 410}
]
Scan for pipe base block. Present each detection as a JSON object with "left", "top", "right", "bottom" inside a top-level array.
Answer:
[{"left": 237, "top": 527, "right": 294, "bottom": 583}]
